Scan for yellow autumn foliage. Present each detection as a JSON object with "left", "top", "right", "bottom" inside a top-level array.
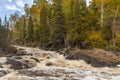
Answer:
[{"left": 87, "top": 31, "right": 105, "bottom": 48}]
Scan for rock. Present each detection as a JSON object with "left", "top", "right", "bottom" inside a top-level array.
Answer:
[
  {"left": 46, "top": 56, "right": 51, "bottom": 59},
  {"left": 23, "top": 59, "right": 37, "bottom": 68},
  {"left": 12, "top": 56, "right": 23, "bottom": 59},
  {"left": 0, "top": 63, "right": 3, "bottom": 68},
  {"left": 16, "top": 48, "right": 33, "bottom": 56},
  {"left": 16, "top": 50, "right": 27, "bottom": 56},
  {"left": 66, "top": 49, "right": 120, "bottom": 67},
  {"left": 2, "top": 46, "right": 17, "bottom": 55},
  {"left": 5, "top": 58, "right": 23, "bottom": 70},
  {"left": 46, "top": 62, "right": 53, "bottom": 66},
  {"left": 30, "top": 57, "right": 40, "bottom": 62},
  {"left": 0, "top": 70, "right": 9, "bottom": 77},
  {"left": 5, "top": 58, "right": 37, "bottom": 70}
]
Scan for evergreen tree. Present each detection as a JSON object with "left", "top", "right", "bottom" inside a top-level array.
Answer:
[
  {"left": 0, "top": 18, "right": 2, "bottom": 46},
  {"left": 27, "top": 15, "right": 34, "bottom": 41},
  {"left": 39, "top": 0, "right": 50, "bottom": 44},
  {"left": 0, "top": 18, "right": 2, "bottom": 27},
  {"left": 21, "top": 16, "right": 26, "bottom": 44},
  {"left": 51, "top": 0, "right": 65, "bottom": 46},
  {"left": 4, "top": 15, "right": 7, "bottom": 28},
  {"left": 102, "top": 18, "right": 112, "bottom": 50},
  {"left": 64, "top": 0, "right": 87, "bottom": 48}
]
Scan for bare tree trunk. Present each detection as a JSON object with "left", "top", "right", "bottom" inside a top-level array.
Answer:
[
  {"left": 106, "top": 42, "right": 109, "bottom": 50},
  {"left": 112, "top": 26, "right": 116, "bottom": 54},
  {"left": 101, "top": 2, "right": 104, "bottom": 28},
  {"left": 64, "top": 38, "right": 68, "bottom": 51},
  {"left": 112, "top": 5, "right": 119, "bottom": 54}
]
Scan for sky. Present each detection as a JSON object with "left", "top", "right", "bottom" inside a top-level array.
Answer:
[
  {"left": 86, "top": 0, "right": 91, "bottom": 6},
  {"left": 0, "top": 0, "right": 91, "bottom": 21},
  {"left": 0, "top": 0, "right": 33, "bottom": 21}
]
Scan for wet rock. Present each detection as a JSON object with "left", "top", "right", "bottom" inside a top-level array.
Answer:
[
  {"left": 16, "top": 50, "right": 27, "bottom": 56},
  {"left": 12, "top": 56, "right": 23, "bottom": 59},
  {"left": 16, "top": 48, "right": 33, "bottom": 56},
  {"left": 46, "top": 62, "right": 53, "bottom": 66},
  {"left": 0, "top": 63, "right": 3, "bottom": 68},
  {"left": 5, "top": 58, "right": 37, "bottom": 70},
  {"left": 66, "top": 49, "right": 120, "bottom": 67},
  {"left": 23, "top": 59, "right": 37, "bottom": 68},
  {"left": 0, "top": 70, "right": 9, "bottom": 77},
  {"left": 30, "top": 57, "right": 40, "bottom": 62},
  {"left": 0, "top": 66, "right": 2, "bottom": 68},
  {"left": 5, "top": 58, "right": 23, "bottom": 70},
  {"left": 2, "top": 46, "right": 17, "bottom": 55},
  {"left": 46, "top": 56, "right": 51, "bottom": 59}
]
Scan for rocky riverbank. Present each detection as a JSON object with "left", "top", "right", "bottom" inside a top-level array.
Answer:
[
  {"left": 66, "top": 48, "right": 120, "bottom": 67},
  {"left": 0, "top": 45, "right": 120, "bottom": 80}
]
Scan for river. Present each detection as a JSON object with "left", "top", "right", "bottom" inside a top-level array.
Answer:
[{"left": 0, "top": 45, "right": 120, "bottom": 80}]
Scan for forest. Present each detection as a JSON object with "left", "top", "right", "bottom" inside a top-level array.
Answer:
[{"left": 1, "top": 0, "right": 120, "bottom": 52}]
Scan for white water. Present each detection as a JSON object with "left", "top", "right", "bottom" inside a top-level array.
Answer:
[{"left": 0, "top": 45, "right": 120, "bottom": 80}]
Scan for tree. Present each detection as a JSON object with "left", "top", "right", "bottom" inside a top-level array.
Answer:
[
  {"left": 0, "top": 17, "right": 2, "bottom": 47},
  {"left": 102, "top": 18, "right": 112, "bottom": 50},
  {"left": 0, "top": 17, "right": 10, "bottom": 47},
  {"left": 51, "top": 0, "right": 65, "bottom": 47},
  {"left": 4, "top": 15, "right": 7, "bottom": 28},
  {"left": 21, "top": 16, "right": 26, "bottom": 44},
  {"left": 24, "top": 4, "right": 30, "bottom": 17},
  {"left": 0, "top": 18, "right": 2, "bottom": 27},
  {"left": 39, "top": 0, "right": 50, "bottom": 44},
  {"left": 63, "top": 0, "right": 87, "bottom": 48},
  {"left": 26, "top": 15, "right": 34, "bottom": 41}
]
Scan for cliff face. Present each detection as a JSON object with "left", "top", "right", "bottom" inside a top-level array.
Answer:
[{"left": 0, "top": 45, "right": 120, "bottom": 80}]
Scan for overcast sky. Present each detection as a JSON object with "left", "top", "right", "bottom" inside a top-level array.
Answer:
[{"left": 0, "top": 0, "right": 91, "bottom": 21}]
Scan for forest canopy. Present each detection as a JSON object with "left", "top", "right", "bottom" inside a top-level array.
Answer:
[{"left": 1, "top": 0, "right": 120, "bottom": 51}]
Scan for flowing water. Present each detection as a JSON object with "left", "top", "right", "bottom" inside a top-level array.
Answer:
[{"left": 0, "top": 45, "right": 120, "bottom": 80}]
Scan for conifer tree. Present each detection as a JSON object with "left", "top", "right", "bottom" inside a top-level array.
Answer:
[
  {"left": 21, "top": 16, "right": 26, "bottom": 44},
  {"left": 51, "top": 0, "right": 65, "bottom": 46},
  {"left": 39, "top": 0, "right": 50, "bottom": 44},
  {"left": 27, "top": 15, "right": 34, "bottom": 41}
]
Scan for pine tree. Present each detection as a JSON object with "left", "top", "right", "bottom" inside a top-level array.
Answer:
[
  {"left": 21, "top": 16, "right": 26, "bottom": 44},
  {"left": 51, "top": 0, "right": 65, "bottom": 46},
  {"left": 27, "top": 15, "right": 34, "bottom": 41},
  {"left": 0, "top": 18, "right": 2, "bottom": 47},
  {"left": 39, "top": 0, "right": 50, "bottom": 44},
  {"left": 64, "top": 0, "right": 87, "bottom": 48},
  {"left": 4, "top": 15, "right": 7, "bottom": 28},
  {"left": 102, "top": 18, "right": 112, "bottom": 50},
  {"left": 0, "top": 18, "right": 2, "bottom": 27}
]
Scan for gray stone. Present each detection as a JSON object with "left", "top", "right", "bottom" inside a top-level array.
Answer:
[
  {"left": 5, "top": 58, "right": 37, "bottom": 70},
  {"left": 0, "top": 70, "right": 9, "bottom": 77},
  {"left": 23, "top": 59, "right": 37, "bottom": 68},
  {"left": 5, "top": 58, "right": 23, "bottom": 70}
]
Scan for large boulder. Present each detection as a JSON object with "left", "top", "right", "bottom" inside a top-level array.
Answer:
[
  {"left": 5, "top": 58, "right": 37, "bottom": 70},
  {"left": 66, "top": 49, "right": 120, "bottom": 67},
  {"left": 5, "top": 58, "right": 23, "bottom": 70}
]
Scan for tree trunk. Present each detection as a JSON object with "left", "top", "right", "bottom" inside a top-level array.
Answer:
[
  {"left": 106, "top": 42, "right": 109, "bottom": 50},
  {"left": 101, "top": 2, "right": 104, "bottom": 28},
  {"left": 112, "top": 5, "right": 119, "bottom": 54}
]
